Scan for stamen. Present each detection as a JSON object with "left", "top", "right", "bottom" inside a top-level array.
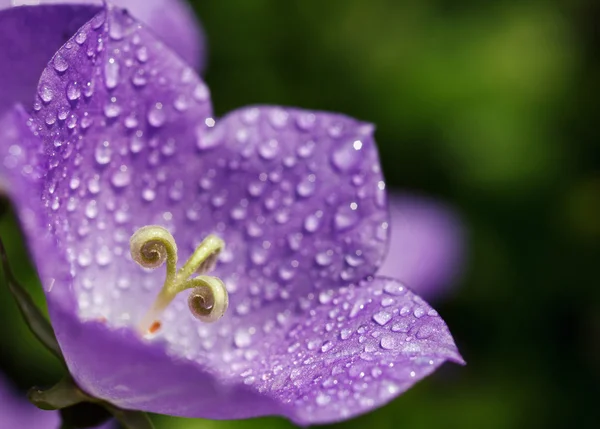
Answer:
[{"left": 129, "top": 226, "right": 228, "bottom": 335}]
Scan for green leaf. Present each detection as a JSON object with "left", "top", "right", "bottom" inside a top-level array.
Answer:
[
  {"left": 28, "top": 377, "right": 87, "bottom": 410},
  {"left": 0, "top": 238, "right": 64, "bottom": 362}
]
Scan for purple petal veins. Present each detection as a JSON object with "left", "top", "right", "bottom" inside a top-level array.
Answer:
[{"left": 0, "top": 5, "right": 462, "bottom": 425}]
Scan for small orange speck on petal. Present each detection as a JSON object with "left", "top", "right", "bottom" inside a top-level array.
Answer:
[
  {"left": 97, "top": 317, "right": 107, "bottom": 323},
  {"left": 148, "top": 321, "right": 161, "bottom": 334}
]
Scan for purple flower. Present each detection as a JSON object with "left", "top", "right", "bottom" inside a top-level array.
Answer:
[
  {"left": 0, "top": 372, "right": 113, "bottom": 428},
  {"left": 0, "top": 4, "right": 463, "bottom": 426},
  {"left": 380, "top": 194, "right": 465, "bottom": 301}
]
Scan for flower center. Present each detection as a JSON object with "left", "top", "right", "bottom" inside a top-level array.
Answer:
[{"left": 129, "top": 226, "right": 228, "bottom": 335}]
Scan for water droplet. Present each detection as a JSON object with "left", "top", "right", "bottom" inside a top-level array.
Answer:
[
  {"left": 66, "top": 114, "right": 78, "bottom": 129},
  {"left": 124, "top": 115, "right": 138, "bottom": 129},
  {"left": 53, "top": 54, "right": 68, "bottom": 73},
  {"left": 321, "top": 341, "right": 334, "bottom": 353},
  {"left": 315, "top": 251, "right": 333, "bottom": 267},
  {"left": 39, "top": 85, "right": 54, "bottom": 103},
  {"left": 142, "top": 188, "right": 156, "bottom": 202},
  {"left": 381, "top": 297, "right": 395, "bottom": 307},
  {"left": 296, "top": 112, "right": 316, "bottom": 130},
  {"left": 131, "top": 69, "right": 147, "bottom": 87},
  {"left": 297, "top": 140, "right": 315, "bottom": 158},
  {"left": 278, "top": 265, "right": 296, "bottom": 281},
  {"left": 84, "top": 80, "right": 94, "bottom": 98},
  {"left": 130, "top": 132, "right": 144, "bottom": 153},
  {"left": 147, "top": 103, "right": 166, "bottom": 127},
  {"left": 196, "top": 125, "right": 222, "bottom": 150},
  {"left": 136, "top": 46, "right": 149, "bottom": 62},
  {"left": 391, "top": 320, "right": 410, "bottom": 333},
  {"left": 340, "top": 328, "right": 352, "bottom": 340},
  {"left": 319, "top": 291, "right": 333, "bottom": 304},
  {"left": 373, "top": 311, "right": 392, "bottom": 326},
  {"left": 315, "top": 393, "right": 331, "bottom": 407},
  {"left": 334, "top": 203, "right": 359, "bottom": 231},
  {"left": 250, "top": 246, "right": 268, "bottom": 266},
  {"left": 234, "top": 329, "right": 252, "bottom": 348},
  {"left": 109, "top": 18, "right": 124, "bottom": 40},
  {"left": 330, "top": 139, "right": 363, "bottom": 172},
  {"left": 87, "top": 175, "right": 100, "bottom": 194},
  {"left": 268, "top": 108, "right": 288, "bottom": 128},
  {"left": 111, "top": 165, "right": 131, "bottom": 188},
  {"left": 247, "top": 181, "right": 266, "bottom": 197},
  {"left": 117, "top": 278, "right": 130, "bottom": 290},
  {"left": 173, "top": 94, "right": 189, "bottom": 111},
  {"left": 384, "top": 282, "right": 405, "bottom": 296},
  {"left": 296, "top": 174, "right": 316, "bottom": 197},
  {"left": 380, "top": 335, "right": 396, "bottom": 350},
  {"left": 75, "top": 31, "right": 87, "bottom": 44},
  {"left": 96, "top": 246, "right": 112, "bottom": 266},
  {"left": 69, "top": 177, "right": 80, "bottom": 190},
  {"left": 85, "top": 200, "right": 98, "bottom": 219},
  {"left": 304, "top": 212, "right": 321, "bottom": 233},
  {"left": 77, "top": 250, "right": 92, "bottom": 267},
  {"left": 258, "top": 139, "right": 279, "bottom": 160},
  {"left": 104, "top": 58, "right": 119, "bottom": 89},
  {"left": 104, "top": 102, "right": 121, "bottom": 118},
  {"left": 95, "top": 140, "right": 112, "bottom": 165},
  {"left": 193, "top": 82, "right": 209, "bottom": 102},
  {"left": 345, "top": 253, "right": 364, "bottom": 267}
]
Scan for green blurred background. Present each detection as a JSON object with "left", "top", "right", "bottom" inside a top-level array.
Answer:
[{"left": 1, "top": 0, "right": 599, "bottom": 428}]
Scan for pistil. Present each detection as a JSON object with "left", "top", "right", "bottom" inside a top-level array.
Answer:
[{"left": 129, "top": 226, "right": 228, "bottom": 335}]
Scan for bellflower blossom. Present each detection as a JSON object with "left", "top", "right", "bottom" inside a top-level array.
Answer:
[
  {"left": 0, "top": 3, "right": 463, "bottom": 426},
  {"left": 0, "top": 372, "right": 113, "bottom": 428}
]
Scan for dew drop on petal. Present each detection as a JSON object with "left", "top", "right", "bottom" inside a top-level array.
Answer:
[
  {"left": 147, "top": 103, "right": 166, "bottom": 127},
  {"left": 104, "top": 58, "right": 119, "bottom": 89},
  {"left": 111, "top": 165, "right": 131, "bottom": 188},
  {"left": 53, "top": 54, "right": 69, "bottom": 73}
]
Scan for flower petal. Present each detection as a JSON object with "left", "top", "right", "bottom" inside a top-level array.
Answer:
[
  {"left": 0, "top": 4, "right": 100, "bottom": 118},
  {"left": 0, "top": 0, "right": 205, "bottom": 70},
  {"left": 21, "top": 1, "right": 389, "bottom": 318},
  {"left": 378, "top": 193, "right": 465, "bottom": 300}
]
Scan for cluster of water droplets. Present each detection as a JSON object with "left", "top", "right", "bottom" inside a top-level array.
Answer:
[
  {"left": 185, "top": 278, "right": 459, "bottom": 422},
  {"left": 26, "top": 8, "right": 213, "bottom": 325},
  {"left": 4, "top": 6, "right": 460, "bottom": 421}
]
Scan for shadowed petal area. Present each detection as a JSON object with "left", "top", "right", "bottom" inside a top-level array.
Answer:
[
  {"left": 378, "top": 194, "right": 465, "bottom": 300},
  {"left": 0, "top": 5, "right": 459, "bottom": 424},
  {"left": 0, "top": 4, "right": 100, "bottom": 118}
]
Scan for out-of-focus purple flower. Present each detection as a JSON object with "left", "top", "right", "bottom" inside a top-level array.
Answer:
[
  {"left": 379, "top": 194, "right": 465, "bottom": 301},
  {"left": 0, "top": 373, "right": 59, "bottom": 428},
  {"left": 0, "top": 0, "right": 205, "bottom": 119},
  {"left": 0, "top": 372, "right": 114, "bottom": 428},
  {"left": 0, "top": 4, "right": 463, "bottom": 426}
]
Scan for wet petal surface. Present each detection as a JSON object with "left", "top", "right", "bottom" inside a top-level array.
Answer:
[
  {"left": 0, "top": 5, "right": 460, "bottom": 424},
  {"left": 0, "top": 4, "right": 99, "bottom": 118}
]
